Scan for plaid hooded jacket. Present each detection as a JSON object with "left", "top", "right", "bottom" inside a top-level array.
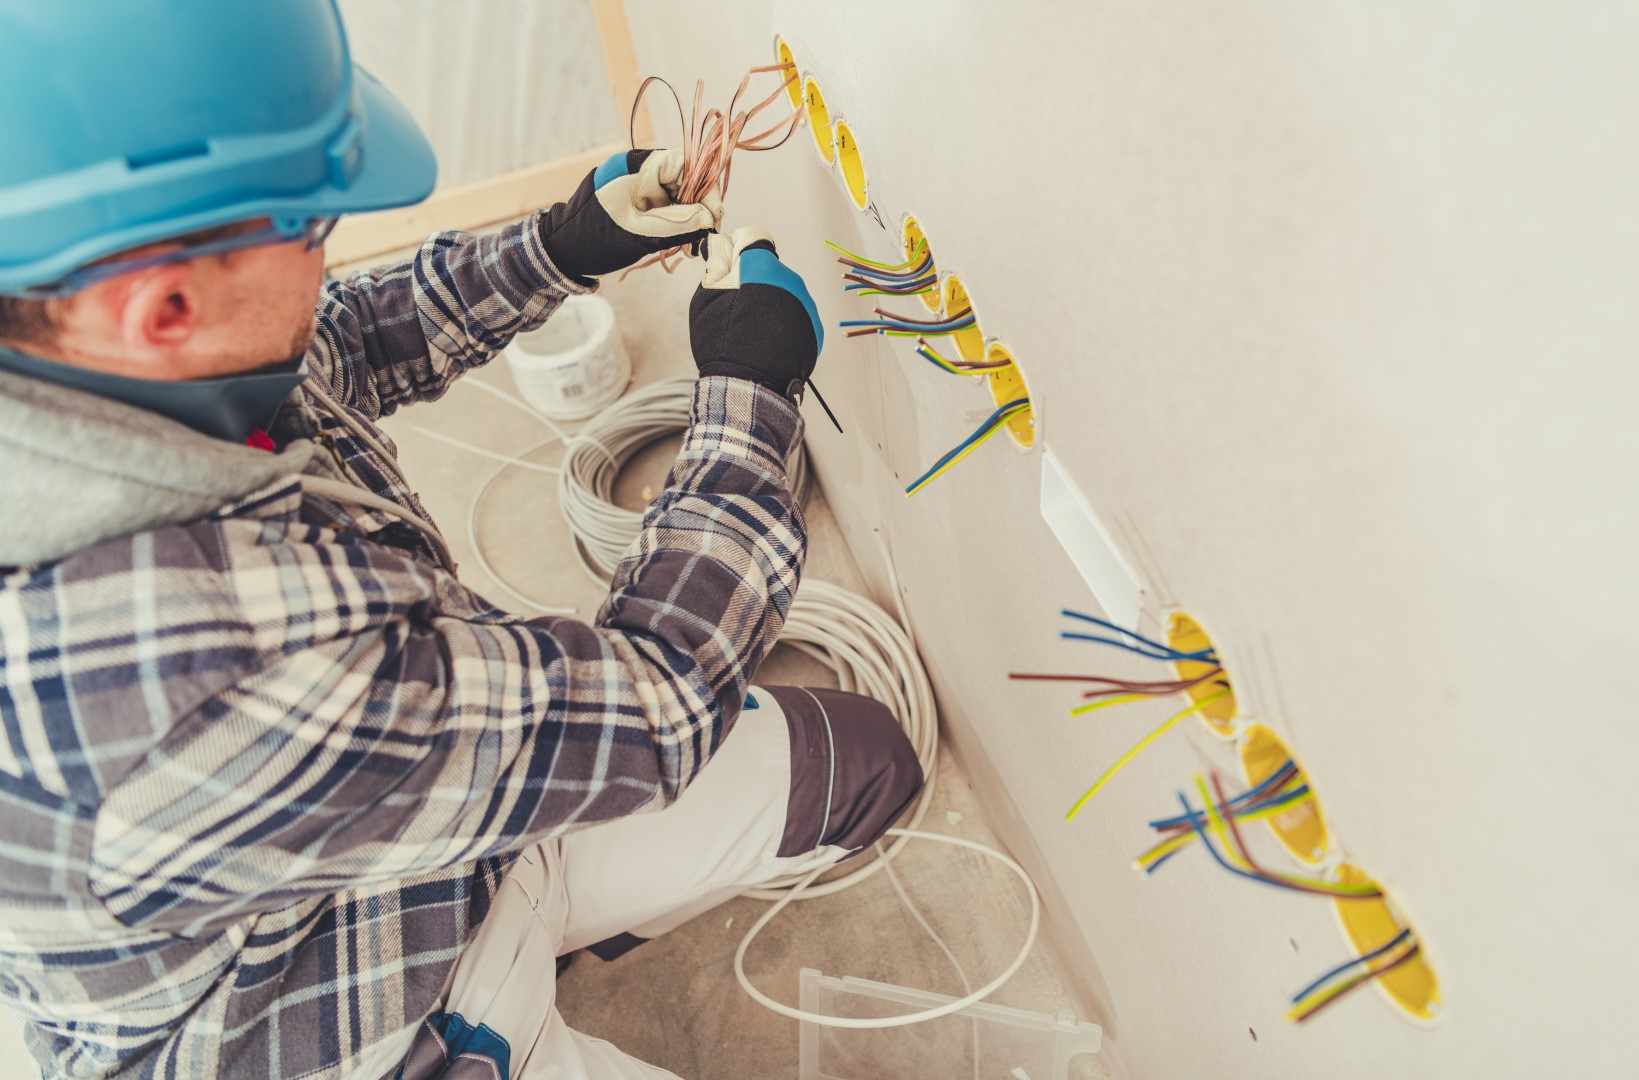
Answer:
[{"left": 0, "top": 214, "right": 807, "bottom": 1077}]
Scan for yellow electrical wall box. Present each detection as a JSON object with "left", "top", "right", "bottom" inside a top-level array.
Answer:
[
  {"left": 774, "top": 37, "right": 802, "bottom": 110},
  {"left": 941, "top": 275, "right": 985, "bottom": 364},
  {"left": 1331, "top": 864, "right": 1442, "bottom": 1024},
  {"left": 902, "top": 215, "right": 940, "bottom": 314},
  {"left": 834, "top": 118, "right": 869, "bottom": 210},
  {"left": 1167, "top": 612, "right": 1237, "bottom": 734},
  {"left": 804, "top": 76, "right": 833, "bottom": 164},
  {"left": 984, "top": 343, "right": 1035, "bottom": 449},
  {"left": 1237, "top": 723, "right": 1330, "bottom": 866}
]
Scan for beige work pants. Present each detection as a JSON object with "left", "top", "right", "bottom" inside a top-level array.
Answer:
[{"left": 386, "top": 684, "right": 923, "bottom": 1079}]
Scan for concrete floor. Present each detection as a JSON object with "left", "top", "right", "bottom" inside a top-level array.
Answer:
[{"left": 0, "top": 252, "right": 1099, "bottom": 1079}]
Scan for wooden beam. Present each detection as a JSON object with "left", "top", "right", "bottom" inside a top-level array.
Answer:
[
  {"left": 588, "top": 0, "right": 652, "bottom": 146},
  {"left": 324, "top": 141, "right": 624, "bottom": 270}
]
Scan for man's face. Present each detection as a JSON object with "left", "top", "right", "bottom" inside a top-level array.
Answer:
[
  {"left": 195, "top": 230, "right": 328, "bottom": 377},
  {"left": 14, "top": 218, "right": 330, "bottom": 382}
]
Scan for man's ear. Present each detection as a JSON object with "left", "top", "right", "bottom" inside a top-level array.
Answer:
[{"left": 116, "top": 262, "right": 197, "bottom": 352}]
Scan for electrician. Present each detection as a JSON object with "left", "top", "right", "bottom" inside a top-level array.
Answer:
[{"left": 0, "top": 3, "right": 920, "bottom": 1077}]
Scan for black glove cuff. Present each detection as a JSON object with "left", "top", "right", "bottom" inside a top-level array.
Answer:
[{"left": 696, "top": 362, "right": 804, "bottom": 399}]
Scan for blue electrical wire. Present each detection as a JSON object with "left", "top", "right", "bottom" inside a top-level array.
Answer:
[
  {"left": 845, "top": 262, "right": 937, "bottom": 285},
  {"left": 842, "top": 260, "right": 935, "bottom": 284},
  {"left": 901, "top": 398, "right": 1030, "bottom": 494},
  {"left": 1147, "top": 783, "right": 1310, "bottom": 836},
  {"left": 1289, "top": 929, "right": 1413, "bottom": 1003},
  {"left": 1057, "top": 632, "right": 1215, "bottom": 663},
  {"left": 1146, "top": 763, "right": 1300, "bottom": 830},
  {"left": 1174, "top": 791, "right": 1317, "bottom": 896},
  {"left": 917, "top": 349, "right": 962, "bottom": 375},
  {"left": 1142, "top": 786, "right": 1311, "bottom": 878},
  {"left": 844, "top": 273, "right": 939, "bottom": 293},
  {"left": 1055, "top": 612, "right": 1212, "bottom": 662},
  {"left": 840, "top": 314, "right": 977, "bottom": 334}
]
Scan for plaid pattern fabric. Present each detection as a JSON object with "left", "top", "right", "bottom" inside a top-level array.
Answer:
[{"left": 0, "top": 214, "right": 807, "bottom": 1077}]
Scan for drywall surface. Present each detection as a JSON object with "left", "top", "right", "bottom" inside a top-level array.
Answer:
[
  {"left": 340, "top": 0, "right": 622, "bottom": 188},
  {"left": 623, "top": 2, "right": 1639, "bottom": 1077}
]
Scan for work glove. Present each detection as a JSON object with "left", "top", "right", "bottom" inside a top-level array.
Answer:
[
  {"left": 540, "top": 148, "right": 723, "bottom": 282},
  {"left": 689, "top": 227, "right": 823, "bottom": 403}
]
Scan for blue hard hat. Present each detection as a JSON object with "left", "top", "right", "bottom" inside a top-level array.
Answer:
[{"left": 0, "top": 0, "right": 437, "bottom": 293}]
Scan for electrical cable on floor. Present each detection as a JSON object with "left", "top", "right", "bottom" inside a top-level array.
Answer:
[
  {"left": 556, "top": 376, "right": 811, "bottom": 584},
  {"left": 878, "top": 841, "right": 981, "bottom": 1079},
  {"left": 410, "top": 427, "right": 563, "bottom": 474},
  {"left": 465, "top": 435, "right": 576, "bottom": 616},
  {"left": 740, "top": 577, "right": 937, "bottom": 898},
  {"left": 734, "top": 550, "right": 1042, "bottom": 1034},
  {"left": 415, "top": 381, "right": 578, "bottom": 616},
  {"left": 735, "top": 828, "right": 1040, "bottom": 1029}
]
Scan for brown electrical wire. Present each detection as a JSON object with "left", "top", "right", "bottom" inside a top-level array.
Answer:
[
  {"left": 1079, "top": 670, "right": 1230, "bottom": 700},
  {"left": 1292, "top": 944, "right": 1422, "bottom": 1024},
  {"left": 621, "top": 62, "right": 801, "bottom": 278},
  {"left": 1209, "top": 774, "right": 1381, "bottom": 901},
  {"left": 869, "top": 304, "right": 970, "bottom": 326}
]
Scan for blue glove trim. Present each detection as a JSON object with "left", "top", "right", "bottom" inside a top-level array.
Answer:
[
  {"left": 593, "top": 151, "right": 631, "bottom": 191},
  {"left": 738, "top": 248, "right": 824, "bottom": 352}
]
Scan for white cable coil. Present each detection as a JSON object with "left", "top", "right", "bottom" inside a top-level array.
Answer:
[
  {"left": 558, "top": 376, "right": 810, "bottom": 584},
  {"left": 433, "top": 373, "right": 1038, "bottom": 1031},
  {"left": 742, "top": 578, "right": 937, "bottom": 898},
  {"left": 732, "top": 578, "right": 1041, "bottom": 1031}
]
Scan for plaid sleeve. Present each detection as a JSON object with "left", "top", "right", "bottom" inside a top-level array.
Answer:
[
  {"left": 88, "top": 378, "right": 805, "bottom": 935},
  {"left": 308, "top": 212, "right": 593, "bottom": 420}
]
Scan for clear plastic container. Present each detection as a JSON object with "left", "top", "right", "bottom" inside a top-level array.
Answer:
[{"left": 798, "top": 969, "right": 1105, "bottom": 1080}]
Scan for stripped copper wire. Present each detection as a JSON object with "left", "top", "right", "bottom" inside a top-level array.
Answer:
[{"left": 621, "top": 63, "right": 801, "bottom": 278}]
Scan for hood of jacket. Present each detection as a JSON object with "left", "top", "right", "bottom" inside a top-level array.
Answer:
[{"left": 0, "top": 366, "right": 320, "bottom": 567}]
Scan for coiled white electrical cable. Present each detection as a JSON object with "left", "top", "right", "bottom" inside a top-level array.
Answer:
[
  {"left": 732, "top": 579, "right": 1040, "bottom": 1031},
  {"left": 741, "top": 578, "right": 937, "bottom": 899},
  {"left": 557, "top": 376, "right": 810, "bottom": 584},
  {"left": 735, "top": 828, "right": 1041, "bottom": 1029},
  {"left": 445, "top": 372, "right": 1039, "bottom": 1029},
  {"left": 427, "top": 380, "right": 582, "bottom": 616}
]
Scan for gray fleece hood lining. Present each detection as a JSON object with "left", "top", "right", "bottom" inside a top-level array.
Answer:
[{"left": 0, "top": 366, "right": 337, "bottom": 567}]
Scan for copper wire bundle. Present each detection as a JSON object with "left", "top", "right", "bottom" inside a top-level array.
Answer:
[{"left": 622, "top": 62, "right": 801, "bottom": 276}]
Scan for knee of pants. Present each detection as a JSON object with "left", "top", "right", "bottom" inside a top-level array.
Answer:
[{"left": 758, "top": 685, "right": 925, "bottom": 859}]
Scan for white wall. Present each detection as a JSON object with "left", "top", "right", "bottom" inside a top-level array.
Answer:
[
  {"left": 622, "top": 2, "right": 1639, "bottom": 1077},
  {"left": 341, "top": 0, "right": 623, "bottom": 188}
]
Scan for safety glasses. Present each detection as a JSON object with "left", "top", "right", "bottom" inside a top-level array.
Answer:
[{"left": 13, "top": 216, "right": 339, "bottom": 298}]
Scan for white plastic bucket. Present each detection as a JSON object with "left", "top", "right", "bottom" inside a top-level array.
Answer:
[{"left": 504, "top": 294, "right": 631, "bottom": 420}]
